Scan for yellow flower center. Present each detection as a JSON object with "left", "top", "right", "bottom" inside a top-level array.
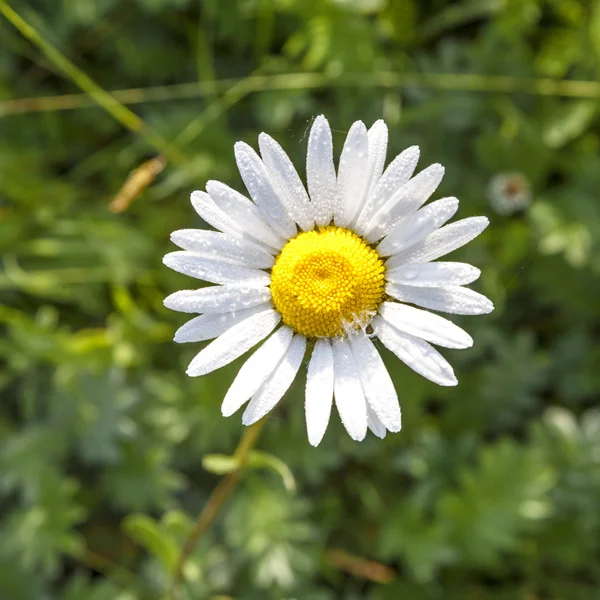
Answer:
[{"left": 270, "top": 226, "right": 385, "bottom": 338}]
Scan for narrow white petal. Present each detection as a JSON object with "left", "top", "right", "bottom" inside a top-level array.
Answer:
[
  {"left": 379, "top": 301, "right": 473, "bottom": 349},
  {"left": 367, "top": 407, "right": 387, "bottom": 439},
  {"left": 206, "top": 181, "right": 285, "bottom": 251},
  {"left": 242, "top": 334, "right": 306, "bottom": 425},
  {"left": 170, "top": 230, "right": 275, "bottom": 269},
  {"left": 349, "top": 332, "right": 401, "bottom": 432},
  {"left": 365, "top": 120, "right": 388, "bottom": 198},
  {"left": 259, "top": 133, "right": 314, "bottom": 231},
  {"left": 365, "top": 163, "right": 445, "bottom": 242},
  {"left": 334, "top": 120, "right": 370, "bottom": 228},
  {"left": 386, "top": 262, "right": 481, "bottom": 287},
  {"left": 164, "top": 286, "right": 271, "bottom": 314},
  {"left": 163, "top": 251, "right": 270, "bottom": 286},
  {"left": 354, "top": 145, "right": 420, "bottom": 235},
  {"left": 376, "top": 197, "right": 459, "bottom": 257},
  {"left": 174, "top": 305, "right": 271, "bottom": 343},
  {"left": 386, "top": 216, "right": 489, "bottom": 267},
  {"left": 186, "top": 309, "right": 280, "bottom": 377},
  {"left": 374, "top": 317, "right": 458, "bottom": 386},
  {"left": 305, "top": 339, "right": 334, "bottom": 447},
  {"left": 386, "top": 284, "right": 494, "bottom": 315},
  {"left": 190, "top": 190, "right": 240, "bottom": 237},
  {"left": 332, "top": 338, "right": 368, "bottom": 441},
  {"left": 221, "top": 326, "right": 294, "bottom": 417},
  {"left": 234, "top": 142, "right": 297, "bottom": 240},
  {"left": 307, "top": 115, "right": 338, "bottom": 226}
]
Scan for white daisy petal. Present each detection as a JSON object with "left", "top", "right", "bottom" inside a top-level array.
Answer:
[
  {"left": 386, "top": 283, "right": 494, "bottom": 315},
  {"left": 170, "top": 230, "right": 275, "bottom": 269},
  {"left": 305, "top": 338, "right": 334, "bottom": 447},
  {"left": 258, "top": 133, "right": 314, "bottom": 231},
  {"left": 307, "top": 115, "right": 338, "bottom": 226},
  {"left": 354, "top": 145, "right": 420, "bottom": 235},
  {"left": 206, "top": 181, "right": 285, "bottom": 251},
  {"left": 386, "top": 262, "right": 481, "bottom": 287},
  {"left": 164, "top": 286, "right": 271, "bottom": 314},
  {"left": 376, "top": 197, "right": 459, "bottom": 257},
  {"left": 174, "top": 305, "right": 271, "bottom": 343},
  {"left": 234, "top": 142, "right": 297, "bottom": 240},
  {"left": 242, "top": 334, "right": 306, "bottom": 425},
  {"left": 374, "top": 316, "right": 458, "bottom": 386},
  {"left": 334, "top": 120, "right": 370, "bottom": 228},
  {"left": 349, "top": 332, "right": 401, "bottom": 432},
  {"left": 186, "top": 308, "right": 280, "bottom": 377},
  {"left": 365, "top": 119, "right": 388, "bottom": 198},
  {"left": 367, "top": 407, "right": 387, "bottom": 439},
  {"left": 221, "top": 326, "right": 294, "bottom": 417},
  {"left": 365, "top": 163, "right": 445, "bottom": 242},
  {"left": 163, "top": 251, "right": 270, "bottom": 286},
  {"left": 386, "top": 216, "right": 489, "bottom": 267},
  {"left": 332, "top": 338, "right": 368, "bottom": 441},
  {"left": 378, "top": 301, "right": 473, "bottom": 349},
  {"left": 190, "top": 190, "right": 240, "bottom": 237}
]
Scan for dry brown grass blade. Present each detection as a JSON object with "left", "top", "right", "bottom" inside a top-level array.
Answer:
[
  {"left": 109, "top": 156, "right": 167, "bottom": 213},
  {"left": 326, "top": 548, "right": 396, "bottom": 583}
]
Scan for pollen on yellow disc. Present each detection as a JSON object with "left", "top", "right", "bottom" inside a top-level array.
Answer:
[{"left": 270, "top": 226, "right": 385, "bottom": 338}]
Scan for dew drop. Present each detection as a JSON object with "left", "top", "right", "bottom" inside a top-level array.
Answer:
[{"left": 402, "top": 266, "right": 419, "bottom": 280}]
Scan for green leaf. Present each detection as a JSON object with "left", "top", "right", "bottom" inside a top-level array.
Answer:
[
  {"left": 248, "top": 451, "right": 297, "bottom": 494},
  {"left": 122, "top": 514, "right": 178, "bottom": 572},
  {"left": 202, "top": 453, "right": 240, "bottom": 475}
]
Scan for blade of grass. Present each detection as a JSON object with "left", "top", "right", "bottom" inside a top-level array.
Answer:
[
  {"left": 0, "top": 0, "right": 187, "bottom": 166},
  {"left": 174, "top": 68, "right": 265, "bottom": 148},
  {"left": 3, "top": 71, "right": 600, "bottom": 119},
  {"left": 417, "top": 0, "right": 502, "bottom": 42}
]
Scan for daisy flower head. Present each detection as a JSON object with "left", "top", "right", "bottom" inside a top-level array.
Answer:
[
  {"left": 487, "top": 171, "right": 531, "bottom": 216},
  {"left": 163, "top": 116, "right": 493, "bottom": 446}
]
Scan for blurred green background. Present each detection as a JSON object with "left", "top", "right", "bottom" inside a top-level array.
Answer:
[{"left": 2, "top": 0, "right": 600, "bottom": 598}]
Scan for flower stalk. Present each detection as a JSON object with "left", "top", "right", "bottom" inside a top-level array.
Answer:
[{"left": 169, "top": 418, "right": 267, "bottom": 600}]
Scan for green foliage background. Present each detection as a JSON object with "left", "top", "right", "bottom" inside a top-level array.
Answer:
[{"left": 2, "top": 0, "right": 600, "bottom": 598}]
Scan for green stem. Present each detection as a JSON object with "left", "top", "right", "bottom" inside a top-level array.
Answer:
[{"left": 168, "top": 419, "right": 267, "bottom": 600}]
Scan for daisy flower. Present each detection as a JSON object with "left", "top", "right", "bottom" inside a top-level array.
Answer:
[
  {"left": 487, "top": 172, "right": 531, "bottom": 216},
  {"left": 163, "top": 116, "right": 493, "bottom": 446}
]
